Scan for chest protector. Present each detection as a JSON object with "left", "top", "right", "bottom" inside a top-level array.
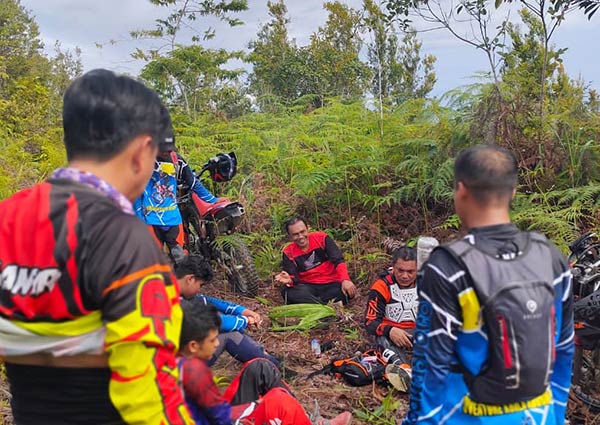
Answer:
[
  {"left": 383, "top": 274, "right": 418, "bottom": 325},
  {"left": 445, "top": 232, "right": 555, "bottom": 404}
]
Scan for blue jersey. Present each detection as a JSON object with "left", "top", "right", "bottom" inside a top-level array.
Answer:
[
  {"left": 197, "top": 294, "right": 248, "bottom": 332},
  {"left": 404, "top": 224, "right": 574, "bottom": 425},
  {"left": 135, "top": 153, "right": 218, "bottom": 226},
  {"left": 135, "top": 159, "right": 180, "bottom": 226}
]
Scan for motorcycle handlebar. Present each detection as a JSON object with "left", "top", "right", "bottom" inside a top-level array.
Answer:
[
  {"left": 570, "top": 232, "right": 597, "bottom": 254},
  {"left": 196, "top": 157, "right": 220, "bottom": 181},
  {"left": 570, "top": 242, "right": 600, "bottom": 265}
]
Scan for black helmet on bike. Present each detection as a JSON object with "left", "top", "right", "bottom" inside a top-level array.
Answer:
[{"left": 208, "top": 152, "right": 237, "bottom": 182}]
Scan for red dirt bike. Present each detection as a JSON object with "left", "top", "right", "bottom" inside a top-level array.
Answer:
[
  {"left": 177, "top": 153, "right": 259, "bottom": 297},
  {"left": 568, "top": 233, "right": 600, "bottom": 412}
]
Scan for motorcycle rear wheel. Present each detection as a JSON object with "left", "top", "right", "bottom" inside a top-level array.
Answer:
[
  {"left": 221, "top": 236, "right": 260, "bottom": 297},
  {"left": 572, "top": 351, "right": 600, "bottom": 413}
]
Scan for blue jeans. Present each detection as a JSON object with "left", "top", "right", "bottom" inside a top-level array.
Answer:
[{"left": 209, "top": 331, "right": 279, "bottom": 367}]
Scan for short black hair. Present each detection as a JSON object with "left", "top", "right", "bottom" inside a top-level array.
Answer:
[
  {"left": 174, "top": 255, "right": 213, "bottom": 281},
  {"left": 62, "top": 69, "right": 171, "bottom": 161},
  {"left": 284, "top": 215, "right": 307, "bottom": 234},
  {"left": 179, "top": 302, "right": 221, "bottom": 348},
  {"left": 454, "top": 144, "right": 518, "bottom": 204},
  {"left": 392, "top": 246, "right": 417, "bottom": 264}
]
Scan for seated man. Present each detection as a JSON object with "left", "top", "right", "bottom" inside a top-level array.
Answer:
[
  {"left": 365, "top": 246, "right": 418, "bottom": 392},
  {"left": 274, "top": 216, "right": 357, "bottom": 305},
  {"left": 178, "top": 302, "right": 352, "bottom": 425},
  {"left": 134, "top": 132, "right": 219, "bottom": 264},
  {"left": 175, "top": 255, "right": 279, "bottom": 367}
]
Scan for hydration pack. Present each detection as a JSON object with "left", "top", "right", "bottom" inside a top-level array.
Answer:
[
  {"left": 316, "top": 348, "right": 387, "bottom": 387},
  {"left": 444, "top": 232, "right": 556, "bottom": 404}
]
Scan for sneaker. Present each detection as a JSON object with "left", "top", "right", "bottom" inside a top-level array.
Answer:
[
  {"left": 385, "top": 363, "right": 412, "bottom": 392},
  {"left": 315, "top": 411, "right": 352, "bottom": 425}
]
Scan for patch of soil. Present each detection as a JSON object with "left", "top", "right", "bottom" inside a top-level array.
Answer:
[
  {"left": 568, "top": 390, "right": 600, "bottom": 425},
  {"left": 0, "top": 363, "right": 12, "bottom": 425}
]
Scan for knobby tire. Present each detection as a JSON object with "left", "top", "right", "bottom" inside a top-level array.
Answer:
[{"left": 222, "top": 236, "right": 260, "bottom": 297}]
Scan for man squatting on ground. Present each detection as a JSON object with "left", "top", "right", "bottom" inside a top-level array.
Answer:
[{"left": 275, "top": 216, "right": 357, "bottom": 305}]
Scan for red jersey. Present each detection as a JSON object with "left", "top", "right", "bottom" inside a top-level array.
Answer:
[
  {"left": 0, "top": 178, "right": 191, "bottom": 424},
  {"left": 282, "top": 231, "right": 350, "bottom": 285}
]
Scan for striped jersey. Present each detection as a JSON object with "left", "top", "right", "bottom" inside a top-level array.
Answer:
[{"left": 0, "top": 177, "right": 192, "bottom": 424}]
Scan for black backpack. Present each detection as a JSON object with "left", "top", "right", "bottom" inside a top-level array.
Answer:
[
  {"left": 313, "top": 348, "right": 387, "bottom": 387},
  {"left": 443, "top": 232, "right": 556, "bottom": 404}
]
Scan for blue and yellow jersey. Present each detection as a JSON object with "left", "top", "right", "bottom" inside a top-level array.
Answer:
[
  {"left": 404, "top": 223, "right": 574, "bottom": 425},
  {"left": 195, "top": 294, "right": 248, "bottom": 332},
  {"left": 135, "top": 153, "right": 218, "bottom": 227},
  {"left": 135, "top": 158, "right": 181, "bottom": 226}
]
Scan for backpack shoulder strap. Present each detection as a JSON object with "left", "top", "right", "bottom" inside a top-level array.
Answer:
[
  {"left": 438, "top": 238, "right": 490, "bottom": 301},
  {"left": 529, "top": 231, "right": 549, "bottom": 246},
  {"left": 433, "top": 238, "right": 474, "bottom": 272},
  {"left": 444, "top": 238, "right": 474, "bottom": 258},
  {"left": 169, "top": 151, "right": 180, "bottom": 177}
]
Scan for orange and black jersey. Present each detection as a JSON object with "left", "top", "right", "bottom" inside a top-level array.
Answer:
[
  {"left": 364, "top": 273, "right": 418, "bottom": 338},
  {"left": 282, "top": 232, "right": 350, "bottom": 286},
  {"left": 0, "top": 178, "right": 192, "bottom": 424}
]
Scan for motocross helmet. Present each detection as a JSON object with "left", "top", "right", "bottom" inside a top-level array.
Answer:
[{"left": 208, "top": 152, "right": 237, "bottom": 182}]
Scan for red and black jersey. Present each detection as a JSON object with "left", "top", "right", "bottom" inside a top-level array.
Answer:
[
  {"left": 180, "top": 356, "right": 310, "bottom": 425},
  {"left": 364, "top": 273, "right": 418, "bottom": 338},
  {"left": 282, "top": 231, "right": 350, "bottom": 286},
  {"left": 0, "top": 180, "right": 145, "bottom": 323},
  {"left": 0, "top": 178, "right": 192, "bottom": 424}
]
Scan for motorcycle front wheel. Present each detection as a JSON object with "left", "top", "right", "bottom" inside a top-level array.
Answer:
[{"left": 220, "top": 235, "right": 260, "bottom": 297}]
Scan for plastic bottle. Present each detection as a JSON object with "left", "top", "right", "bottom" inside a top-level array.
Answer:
[
  {"left": 360, "top": 355, "right": 378, "bottom": 365},
  {"left": 311, "top": 339, "right": 321, "bottom": 357},
  {"left": 417, "top": 236, "right": 439, "bottom": 270}
]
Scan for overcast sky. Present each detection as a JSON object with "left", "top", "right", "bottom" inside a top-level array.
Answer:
[{"left": 20, "top": 0, "right": 600, "bottom": 98}]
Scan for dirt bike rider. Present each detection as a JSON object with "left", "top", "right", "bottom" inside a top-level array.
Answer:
[
  {"left": 0, "top": 69, "right": 193, "bottom": 424},
  {"left": 275, "top": 216, "right": 357, "bottom": 305},
  {"left": 364, "top": 246, "right": 418, "bottom": 392},
  {"left": 404, "top": 145, "right": 574, "bottom": 424},
  {"left": 175, "top": 255, "right": 281, "bottom": 368},
  {"left": 178, "top": 302, "right": 352, "bottom": 425},
  {"left": 134, "top": 132, "right": 220, "bottom": 263}
]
